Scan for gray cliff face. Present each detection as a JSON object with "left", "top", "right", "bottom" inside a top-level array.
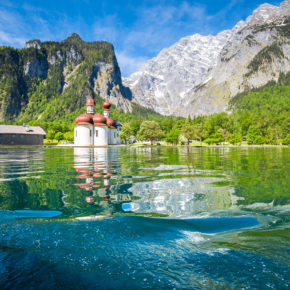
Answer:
[
  {"left": 0, "top": 33, "right": 131, "bottom": 121},
  {"left": 67, "top": 46, "right": 83, "bottom": 65},
  {"left": 89, "top": 57, "right": 131, "bottom": 112},
  {"left": 24, "top": 59, "right": 48, "bottom": 78},
  {"left": 123, "top": 0, "right": 290, "bottom": 117},
  {"left": 22, "top": 45, "right": 84, "bottom": 80},
  {"left": 123, "top": 30, "right": 232, "bottom": 115},
  {"left": 25, "top": 40, "right": 41, "bottom": 49},
  {"left": 61, "top": 41, "right": 131, "bottom": 113}
]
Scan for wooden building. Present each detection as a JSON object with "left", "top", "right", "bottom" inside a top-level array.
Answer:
[{"left": 0, "top": 125, "right": 46, "bottom": 145}]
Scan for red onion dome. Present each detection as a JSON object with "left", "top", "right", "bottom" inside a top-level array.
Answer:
[
  {"left": 106, "top": 118, "right": 115, "bottom": 127},
  {"left": 75, "top": 113, "right": 93, "bottom": 125},
  {"left": 86, "top": 97, "right": 95, "bottom": 106},
  {"left": 103, "top": 100, "right": 111, "bottom": 110},
  {"left": 93, "top": 114, "right": 107, "bottom": 126}
]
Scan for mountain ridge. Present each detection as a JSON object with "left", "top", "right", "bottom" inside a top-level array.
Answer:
[
  {"left": 123, "top": 0, "right": 290, "bottom": 117},
  {"left": 0, "top": 33, "right": 132, "bottom": 122}
]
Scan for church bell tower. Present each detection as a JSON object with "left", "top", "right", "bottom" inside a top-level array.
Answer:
[{"left": 86, "top": 97, "right": 95, "bottom": 114}]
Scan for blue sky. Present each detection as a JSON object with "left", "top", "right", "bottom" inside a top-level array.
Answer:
[{"left": 0, "top": 0, "right": 282, "bottom": 76}]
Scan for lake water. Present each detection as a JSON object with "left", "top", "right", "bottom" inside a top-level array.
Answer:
[{"left": 0, "top": 147, "right": 289, "bottom": 289}]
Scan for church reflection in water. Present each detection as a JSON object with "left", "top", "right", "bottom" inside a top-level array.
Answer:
[
  {"left": 73, "top": 147, "right": 240, "bottom": 217},
  {"left": 73, "top": 148, "right": 132, "bottom": 213}
]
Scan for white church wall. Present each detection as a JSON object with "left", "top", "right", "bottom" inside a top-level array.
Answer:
[
  {"left": 109, "top": 129, "right": 117, "bottom": 145},
  {"left": 74, "top": 126, "right": 93, "bottom": 146},
  {"left": 110, "top": 129, "right": 114, "bottom": 145},
  {"left": 108, "top": 129, "right": 112, "bottom": 145},
  {"left": 113, "top": 129, "right": 118, "bottom": 145},
  {"left": 94, "top": 126, "right": 108, "bottom": 146},
  {"left": 116, "top": 127, "right": 122, "bottom": 144},
  {"left": 108, "top": 128, "right": 121, "bottom": 145}
]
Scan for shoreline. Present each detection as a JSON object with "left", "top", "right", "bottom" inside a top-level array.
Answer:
[{"left": 0, "top": 144, "right": 289, "bottom": 149}]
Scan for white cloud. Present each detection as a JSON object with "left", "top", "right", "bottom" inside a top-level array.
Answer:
[
  {"left": 0, "top": 9, "right": 27, "bottom": 46},
  {"left": 0, "top": 30, "right": 26, "bottom": 47},
  {"left": 0, "top": 4, "right": 76, "bottom": 47}
]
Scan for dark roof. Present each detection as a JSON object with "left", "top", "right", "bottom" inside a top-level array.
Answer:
[{"left": 0, "top": 125, "right": 46, "bottom": 135}]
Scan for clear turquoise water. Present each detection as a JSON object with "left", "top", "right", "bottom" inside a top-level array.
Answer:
[{"left": 0, "top": 147, "right": 289, "bottom": 289}]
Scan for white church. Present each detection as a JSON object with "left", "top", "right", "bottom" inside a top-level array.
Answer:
[{"left": 74, "top": 98, "right": 122, "bottom": 146}]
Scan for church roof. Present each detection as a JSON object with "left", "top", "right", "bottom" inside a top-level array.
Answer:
[
  {"left": 75, "top": 100, "right": 121, "bottom": 129},
  {"left": 86, "top": 97, "right": 95, "bottom": 106},
  {"left": 103, "top": 100, "right": 111, "bottom": 110},
  {"left": 76, "top": 114, "right": 94, "bottom": 125},
  {"left": 0, "top": 125, "right": 46, "bottom": 135}
]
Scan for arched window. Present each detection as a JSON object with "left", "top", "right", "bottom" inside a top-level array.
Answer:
[{"left": 95, "top": 130, "right": 98, "bottom": 137}]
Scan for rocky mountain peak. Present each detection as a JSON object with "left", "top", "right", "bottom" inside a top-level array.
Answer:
[
  {"left": 25, "top": 39, "right": 41, "bottom": 49},
  {"left": 280, "top": 0, "right": 290, "bottom": 9},
  {"left": 123, "top": 25, "right": 233, "bottom": 115},
  {"left": 66, "top": 33, "right": 82, "bottom": 41},
  {"left": 123, "top": 0, "right": 290, "bottom": 117},
  {"left": 245, "top": 0, "right": 289, "bottom": 27}
]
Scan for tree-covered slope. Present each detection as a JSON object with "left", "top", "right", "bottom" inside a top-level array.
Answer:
[
  {"left": 0, "top": 33, "right": 131, "bottom": 122},
  {"left": 229, "top": 71, "right": 290, "bottom": 139}
]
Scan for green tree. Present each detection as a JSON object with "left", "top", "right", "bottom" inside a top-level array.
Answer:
[
  {"left": 185, "top": 115, "right": 192, "bottom": 125},
  {"left": 204, "top": 138, "right": 216, "bottom": 145},
  {"left": 228, "top": 133, "right": 242, "bottom": 145},
  {"left": 46, "top": 129, "right": 56, "bottom": 140},
  {"left": 160, "top": 117, "right": 174, "bottom": 133},
  {"left": 119, "top": 123, "right": 133, "bottom": 142},
  {"left": 218, "top": 128, "right": 230, "bottom": 141},
  {"left": 265, "top": 126, "right": 281, "bottom": 144},
  {"left": 181, "top": 124, "right": 202, "bottom": 145},
  {"left": 203, "top": 113, "right": 232, "bottom": 139},
  {"left": 55, "top": 132, "right": 64, "bottom": 141},
  {"left": 282, "top": 134, "right": 290, "bottom": 145},
  {"left": 247, "top": 125, "right": 263, "bottom": 145},
  {"left": 137, "top": 121, "right": 164, "bottom": 145},
  {"left": 204, "top": 132, "right": 224, "bottom": 145},
  {"left": 63, "top": 131, "right": 74, "bottom": 142},
  {"left": 193, "top": 125, "right": 202, "bottom": 145},
  {"left": 129, "top": 119, "right": 141, "bottom": 136},
  {"left": 254, "top": 135, "right": 265, "bottom": 145},
  {"left": 166, "top": 128, "right": 180, "bottom": 145},
  {"left": 173, "top": 119, "right": 185, "bottom": 131}
]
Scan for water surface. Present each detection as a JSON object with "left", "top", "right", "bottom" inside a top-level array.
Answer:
[{"left": 0, "top": 147, "right": 289, "bottom": 289}]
